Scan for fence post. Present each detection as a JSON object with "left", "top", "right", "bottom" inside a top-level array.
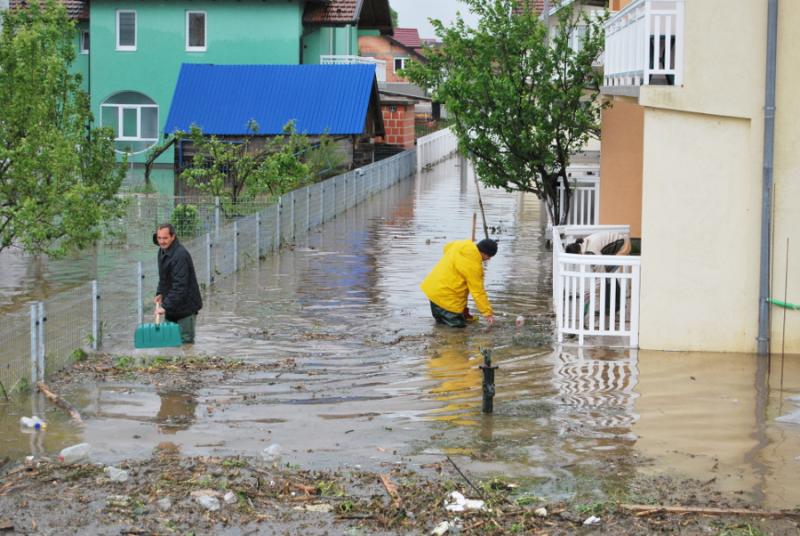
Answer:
[
  {"left": 256, "top": 212, "right": 261, "bottom": 258},
  {"left": 92, "top": 280, "right": 99, "bottom": 351},
  {"left": 233, "top": 221, "right": 239, "bottom": 271},
  {"left": 290, "top": 191, "right": 295, "bottom": 241},
  {"left": 37, "top": 302, "right": 45, "bottom": 382},
  {"left": 343, "top": 176, "right": 348, "bottom": 209},
  {"left": 30, "top": 303, "right": 37, "bottom": 386},
  {"left": 275, "top": 196, "right": 282, "bottom": 251},
  {"left": 206, "top": 232, "right": 213, "bottom": 287},
  {"left": 319, "top": 186, "right": 324, "bottom": 225},
  {"left": 137, "top": 261, "right": 144, "bottom": 325},
  {"left": 214, "top": 196, "right": 221, "bottom": 240},
  {"left": 306, "top": 187, "right": 311, "bottom": 231}
]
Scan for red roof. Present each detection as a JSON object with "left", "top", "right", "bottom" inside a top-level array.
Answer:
[
  {"left": 304, "top": 0, "right": 359, "bottom": 25},
  {"left": 9, "top": 0, "right": 88, "bottom": 20},
  {"left": 391, "top": 28, "right": 421, "bottom": 49}
]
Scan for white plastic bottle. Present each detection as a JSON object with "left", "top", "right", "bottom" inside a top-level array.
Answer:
[
  {"left": 19, "top": 416, "right": 46, "bottom": 430},
  {"left": 58, "top": 443, "right": 91, "bottom": 463}
]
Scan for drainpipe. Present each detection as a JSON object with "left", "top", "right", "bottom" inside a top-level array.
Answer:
[{"left": 757, "top": 0, "right": 778, "bottom": 356}]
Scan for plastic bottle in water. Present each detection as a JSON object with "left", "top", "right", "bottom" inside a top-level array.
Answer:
[
  {"left": 19, "top": 416, "right": 46, "bottom": 430},
  {"left": 261, "top": 444, "right": 282, "bottom": 463},
  {"left": 58, "top": 443, "right": 91, "bottom": 464}
]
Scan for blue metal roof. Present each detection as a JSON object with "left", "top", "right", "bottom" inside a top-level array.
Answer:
[{"left": 165, "top": 64, "right": 379, "bottom": 136}]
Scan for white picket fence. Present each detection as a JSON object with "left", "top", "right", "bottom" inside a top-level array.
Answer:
[
  {"left": 556, "top": 165, "right": 600, "bottom": 226},
  {"left": 604, "top": 0, "right": 684, "bottom": 87},
  {"left": 552, "top": 225, "right": 641, "bottom": 347},
  {"left": 417, "top": 127, "right": 459, "bottom": 174},
  {"left": 320, "top": 55, "right": 387, "bottom": 82}
]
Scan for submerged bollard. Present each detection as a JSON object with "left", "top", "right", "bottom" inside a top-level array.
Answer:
[{"left": 479, "top": 348, "right": 498, "bottom": 414}]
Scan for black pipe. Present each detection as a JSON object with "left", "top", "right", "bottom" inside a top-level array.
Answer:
[{"left": 479, "top": 348, "right": 498, "bottom": 413}]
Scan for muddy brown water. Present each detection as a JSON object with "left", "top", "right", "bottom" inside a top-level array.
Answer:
[{"left": 1, "top": 157, "right": 799, "bottom": 510}]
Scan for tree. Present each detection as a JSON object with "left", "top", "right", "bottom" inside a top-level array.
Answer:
[
  {"left": 0, "top": 0, "right": 125, "bottom": 256},
  {"left": 179, "top": 121, "right": 313, "bottom": 209},
  {"left": 403, "top": 0, "right": 606, "bottom": 225}
]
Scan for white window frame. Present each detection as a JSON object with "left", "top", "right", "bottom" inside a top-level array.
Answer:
[
  {"left": 80, "top": 30, "right": 90, "bottom": 54},
  {"left": 393, "top": 56, "right": 408, "bottom": 73},
  {"left": 116, "top": 10, "right": 137, "bottom": 51},
  {"left": 185, "top": 11, "right": 207, "bottom": 52},
  {"left": 101, "top": 103, "right": 159, "bottom": 142}
]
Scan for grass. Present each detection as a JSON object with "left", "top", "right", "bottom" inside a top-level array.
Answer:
[{"left": 717, "top": 524, "right": 769, "bottom": 536}]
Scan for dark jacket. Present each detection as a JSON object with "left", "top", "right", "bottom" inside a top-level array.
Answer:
[{"left": 157, "top": 240, "right": 202, "bottom": 321}]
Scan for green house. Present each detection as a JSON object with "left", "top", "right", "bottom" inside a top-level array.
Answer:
[{"left": 27, "top": 0, "right": 391, "bottom": 181}]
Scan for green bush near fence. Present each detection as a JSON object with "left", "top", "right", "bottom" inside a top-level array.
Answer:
[{"left": 171, "top": 204, "right": 200, "bottom": 238}]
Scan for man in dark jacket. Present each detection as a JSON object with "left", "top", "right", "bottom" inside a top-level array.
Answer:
[{"left": 154, "top": 223, "right": 203, "bottom": 344}]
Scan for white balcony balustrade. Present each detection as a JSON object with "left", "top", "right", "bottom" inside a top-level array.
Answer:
[
  {"left": 320, "top": 55, "right": 387, "bottom": 82},
  {"left": 557, "top": 165, "right": 600, "bottom": 227},
  {"left": 603, "top": 0, "right": 684, "bottom": 88},
  {"left": 552, "top": 225, "right": 641, "bottom": 347}
]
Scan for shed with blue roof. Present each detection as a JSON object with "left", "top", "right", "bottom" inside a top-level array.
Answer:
[{"left": 166, "top": 63, "right": 385, "bottom": 171}]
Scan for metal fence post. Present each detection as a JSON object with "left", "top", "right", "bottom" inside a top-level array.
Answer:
[
  {"left": 319, "top": 186, "right": 324, "bottom": 225},
  {"left": 137, "top": 261, "right": 144, "bottom": 325},
  {"left": 290, "top": 191, "right": 295, "bottom": 241},
  {"left": 233, "top": 221, "right": 239, "bottom": 271},
  {"left": 92, "top": 280, "right": 99, "bottom": 351},
  {"left": 276, "top": 196, "right": 282, "bottom": 250},
  {"left": 306, "top": 187, "right": 311, "bottom": 231},
  {"left": 206, "top": 232, "right": 213, "bottom": 287},
  {"left": 37, "top": 302, "right": 45, "bottom": 382},
  {"left": 256, "top": 212, "right": 261, "bottom": 258},
  {"left": 30, "top": 303, "right": 37, "bottom": 386},
  {"left": 214, "top": 196, "right": 221, "bottom": 239}
]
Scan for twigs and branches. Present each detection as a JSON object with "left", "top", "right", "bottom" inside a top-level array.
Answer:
[{"left": 404, "top": 0, "right": 607, "bottom": 225}]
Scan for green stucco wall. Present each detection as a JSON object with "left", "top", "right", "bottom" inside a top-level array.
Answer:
[
  {"left": 73, "top": 21, "right": 90, "bottom": 93},
  {"left": 302, "top": 25, "right": 358, "bottom": 64},
  {"left": 89, "top": 0, "right": 304, "bottom": 164}
]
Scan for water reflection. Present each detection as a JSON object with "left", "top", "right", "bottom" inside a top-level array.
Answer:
[
  {"left": 0, "top": 156, "right": 798, "bottom": 510},
  {"left": 156, "top": 390, "right": 198, "bottom": 434}
]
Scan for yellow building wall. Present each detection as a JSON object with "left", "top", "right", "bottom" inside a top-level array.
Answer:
[
  {"left": 599, "top": 98, "right": 643, "bottom": 236},
  {"left": 639, "top": 109, "right": 761, "bottom": 352},
  {"left": 771, "top": 0, "right": 800, "bottom": 352},
  {"left": 639, "top": 0, "right": 764, "bottom": 120}
]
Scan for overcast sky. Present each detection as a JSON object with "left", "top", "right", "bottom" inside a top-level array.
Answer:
[{"left": 390, "top": 0, "right": 481, "bottom": 39}]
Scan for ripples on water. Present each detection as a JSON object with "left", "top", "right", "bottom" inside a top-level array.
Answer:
[{"left": 1, "top": 157, "right": 798, "bottom": 508}]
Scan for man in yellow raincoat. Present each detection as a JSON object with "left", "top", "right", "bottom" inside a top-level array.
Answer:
[{"left": 421, "top": 238, "right": 497, "bottom": 328}]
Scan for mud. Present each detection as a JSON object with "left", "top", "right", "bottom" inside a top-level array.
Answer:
[{"left": 1, "top": 443, "right": 798, "bottom": 535}]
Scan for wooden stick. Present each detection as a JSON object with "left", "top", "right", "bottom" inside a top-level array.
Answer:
[
  {"left": 379, "top": 473, "right": 402, "bottom": 508},
  {"left": 471, "top": 212, "right": 477, "bottom": 242},
  {"left": 445, "top": 455, "right": 486, "bottom": 501},
  {"left": 36, "top": 382, "right": 83, "bottom": 423},
  {"left": 621, "top": 504, "right": 800, "bottom": 518}
]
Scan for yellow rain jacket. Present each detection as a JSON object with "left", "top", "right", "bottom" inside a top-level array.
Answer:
[{"left": 420, "top": 239, "right": 493, "bottom": 317}]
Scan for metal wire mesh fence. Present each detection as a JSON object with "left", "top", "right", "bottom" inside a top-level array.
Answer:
[{"left": 0, "top": 129, "right": 458, "bottom": 394}]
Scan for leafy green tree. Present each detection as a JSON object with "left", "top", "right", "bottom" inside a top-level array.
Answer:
[
  {"left": 179, "top": 121, "right": 312, "bottom": 208},
  {"left": 0, "top": 0, "right": 125, "bottom": 256},
  {"left": 403, "top": 0, "right": 606, "bottom": 225}
]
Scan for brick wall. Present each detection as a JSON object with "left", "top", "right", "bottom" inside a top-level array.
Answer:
[
  {"left": 358, "top": 35, "right": 412, "bottom": 83},
  {"left": 380, "top": 103, "right": 415, "bottom": 148}
]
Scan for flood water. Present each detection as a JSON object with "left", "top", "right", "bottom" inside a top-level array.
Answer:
[{"left": 2, "top": 156, "right": 799, "bottom": 509}]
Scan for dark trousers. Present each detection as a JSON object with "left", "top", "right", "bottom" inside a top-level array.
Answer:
[
  {"left": 175, "top": 314, "right": 197, "bottom": 344},
  {"left": 429, "top": 302, "right": 466, "bottom": 328}
]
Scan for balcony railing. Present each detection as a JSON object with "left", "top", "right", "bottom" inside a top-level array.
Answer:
[
  {"left": 557, "top": 164, "right": 600, "bottom": 227},
  {"left": 552, "top": 225, "right": 641, "bottom": 347},
  {"left": 320, "top": 55, "right": 387, "bottom": 82},
  {"left": 603, "top": 0, "right": 684, "bottom": 88}
]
